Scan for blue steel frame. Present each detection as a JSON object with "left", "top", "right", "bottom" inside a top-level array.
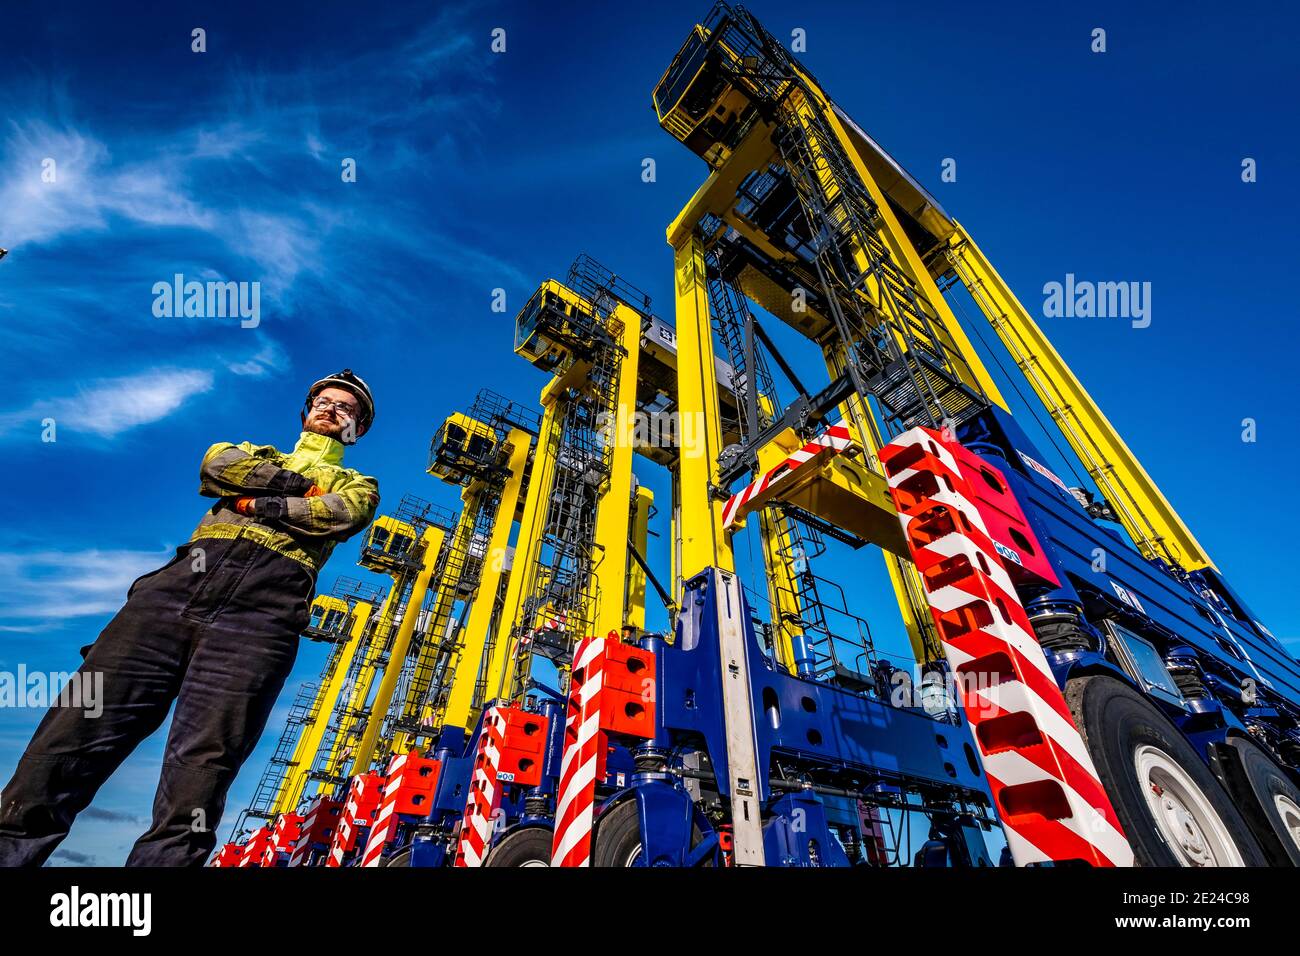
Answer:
[{"left": 959, "top": 407, "right": 1300, "bottom": 773}]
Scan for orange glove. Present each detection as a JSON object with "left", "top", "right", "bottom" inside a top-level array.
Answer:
[
  {"left": 234, "top": 497, "right": 257, "bottom": 516},
  {"left": 305, "top": 485, "right": 326, "bottom": 497}
]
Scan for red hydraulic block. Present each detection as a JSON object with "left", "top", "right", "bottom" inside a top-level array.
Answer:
[
  {"left": 495, "top": 706, "right": 550, "bottom": 787},
  {"left": 289, "top": 795, "right": 342, "bottom": 867},
  {"left": 594, "top": 640, "right": 656, "bottom": 739},
  {"left": 262, "top": 812, "right": 304, "bottom": 867},
  {"left": 238, "top": 825, "right": 272, "bottom": 868},
  {"left": 389, "top": 752, "right": 441, "bottom": 815},
  {"left": 210, "top": 842, "right": 243, "bottom": 867}
]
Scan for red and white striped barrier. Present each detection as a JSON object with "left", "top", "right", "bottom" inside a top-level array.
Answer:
[
  {"left": 326, "top": 772, "right": 384, "bottom": 868},
  {"left": 549, "top": 635, "right": 655, "bottom": 867},
  {"left": 551, "top": 638, "right": 607, "bottom": 868},
  {"left": 360, "top": 749, "right": 442, "bottom": 868},
  {"left": 360, "top": 752, "right": 409, "bottom": 867},
  {"left": 722, "top": 425, "right": 853, "bottom": 529},
  {"left": 238, "top": 825, "right": 271, "bottom": 868},
  {"left": 289, "top": 795, "right": 340, "bottom": 867},
  {"left": 455, "top": 706, "right": 505, "bottom": 867},
  {"left": 880, "top": 426, "right": 1133, "bottom": 867},
  {"left": 261, "top": 812, "right": 304, "bottom": 867}
]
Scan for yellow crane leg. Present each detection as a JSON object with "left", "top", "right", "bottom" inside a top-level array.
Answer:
[
  {"left": 389, "top": 578, "right": 460, "bottom": 755},
  {"left": 625, "top": 485, "right": 654, "bottom": 632},
  {"left": 320, "top": 581, "right": 400, "bottom": 781},
  {"left": 669, "top": 477, "right": 681, "bottom": 613},
  {"left": 390, "top": 500, "right": 481, "bottom": 754},
  {"left": 590, "top": 304, "right": 643, "bottom": 637},
  {"left": 441, "top": 429, "right": 532, "bottom": 732},
  {"left": 672, "top": 234, "right": 734, "bottom": 582},
  {"left": 482, "top": 400, "right": 563, "bottom": 705},
  {"left": 757, "top": 509, "right": 803, "bottom": 673},
  {"left": 270, "top": 600, "right": 375, "bottom": 814},
  {"left": 350, "top": 525, "right": 446, "bottom": 774},
  {"left": 946, "top": 224, "right": 1213, "bottom": 573},
  {"left": 782, "top": 79, "right": 1006, "bottom": 410}
]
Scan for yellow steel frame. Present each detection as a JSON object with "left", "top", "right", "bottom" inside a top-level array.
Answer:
[
  {"left": 481, "top": 399, "right": 562, "bottom": 706},
  {"left": 660, "top": 23, "right": 1215, "bottom": 656},
  {"left": 389, "top": 504, "right": 477, "bottom": 754},
  {"left": 270, "top": 597, "right": 374, "bottom": 814},
  {"left": 483, "top": 282, "right": 645, "bottom": 707},
  {"left": 349, "top": 524, "right": 445, "bottom": 774},
  {"left": 441, "top": 427, "right": 532, "bottom": 732},
  {"left": 672, "top": 235, "right": 735, "bottom": 583},
  {"left": 319, "top": 580, "right": 401, "bottom": 782},
  {"left": 625, "top": 484, "right": 654, "bottom": 632},
  {"left": 945, "top": 224, "right": 1213, "bottom": 572}
]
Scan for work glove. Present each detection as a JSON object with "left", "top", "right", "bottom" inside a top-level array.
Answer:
[{"left": 233, "top": 496, "right": 290, "bottom": 520}]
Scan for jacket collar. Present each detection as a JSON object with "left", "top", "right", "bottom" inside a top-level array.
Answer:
[{"left": 290, "top": 430, "right": 346, "bottom": 468}]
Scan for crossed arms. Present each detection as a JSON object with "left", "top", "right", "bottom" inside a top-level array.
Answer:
[{"left": 199, "top": 442, "right": 379, "bottom": 541}]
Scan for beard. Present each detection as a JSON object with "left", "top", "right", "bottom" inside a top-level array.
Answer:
[{"left": 304, "top": 414, "right": 347, "bottom": 440}]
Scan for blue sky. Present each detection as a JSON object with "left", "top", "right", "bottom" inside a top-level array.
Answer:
[{"left": 1, "top": 0, "right": 1296, "bottom": 864}]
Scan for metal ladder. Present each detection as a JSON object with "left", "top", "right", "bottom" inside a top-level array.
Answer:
[
  {"left": 768, "top": 507, "right": 880, "bottom": 689},
  {"left": 773, "top": 107, "right": 984, "bottom": 435},
  {"left": 507, "top": 269, "right": 627, "bottom": 693}
]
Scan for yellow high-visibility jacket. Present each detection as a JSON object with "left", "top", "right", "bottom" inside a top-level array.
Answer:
[{"left": 191, "top": 430, "right": 380, "bottom": 572}]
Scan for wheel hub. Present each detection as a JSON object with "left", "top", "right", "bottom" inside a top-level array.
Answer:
[
  {"left": 1274, "top": 793, "right": 1300, "bottom": 852},
  {"left": 1133, "top": 744, "right": 1243, "bottom": 867}
]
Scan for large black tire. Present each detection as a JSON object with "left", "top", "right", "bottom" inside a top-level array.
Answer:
[
  {"left": 483, "top": 827, "right": 553, "bottom": 867},
  {"left": 1065, "top": 675, "right": 1268, "bottom": 867},
  {"left": 380, "top": 846, "right": 412, "bottom": 867},
  {"left": 1223, "top": 737, "right": 1300, "bottom": 866},
  {"left": 592, "top": 800, "right": 646, "bottom": 867},
  {"left": 591, "top": 799, "right": 712, "bottom": 867}
]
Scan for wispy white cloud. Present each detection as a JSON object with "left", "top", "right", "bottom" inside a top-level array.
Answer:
[
  {"left": 0, "top": 547, "right": 171, "bottom": 631},
  {"left": 0, "top": 7, "right": 511, "bottom": 298},
  {"left": 0, "top": 368, "right": 213, "bottom": 439},
  {"left": 227, "top": 337, "right": 289, "bottom": 378},
  {"left": 0, "top": 120, "right": 216, "bottom": 246}
]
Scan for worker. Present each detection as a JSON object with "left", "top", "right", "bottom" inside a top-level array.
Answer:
[{"left": 0, "top": 370, "right": 381, "bottom": 867}]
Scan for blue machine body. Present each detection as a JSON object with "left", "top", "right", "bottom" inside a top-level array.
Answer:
[{"left": 960, "top": 407, "right": 1300, "bottom": 761}]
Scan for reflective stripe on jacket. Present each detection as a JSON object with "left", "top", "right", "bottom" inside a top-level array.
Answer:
[{"left": 190, "top": 431, "right": 380, "bottom": 572}]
